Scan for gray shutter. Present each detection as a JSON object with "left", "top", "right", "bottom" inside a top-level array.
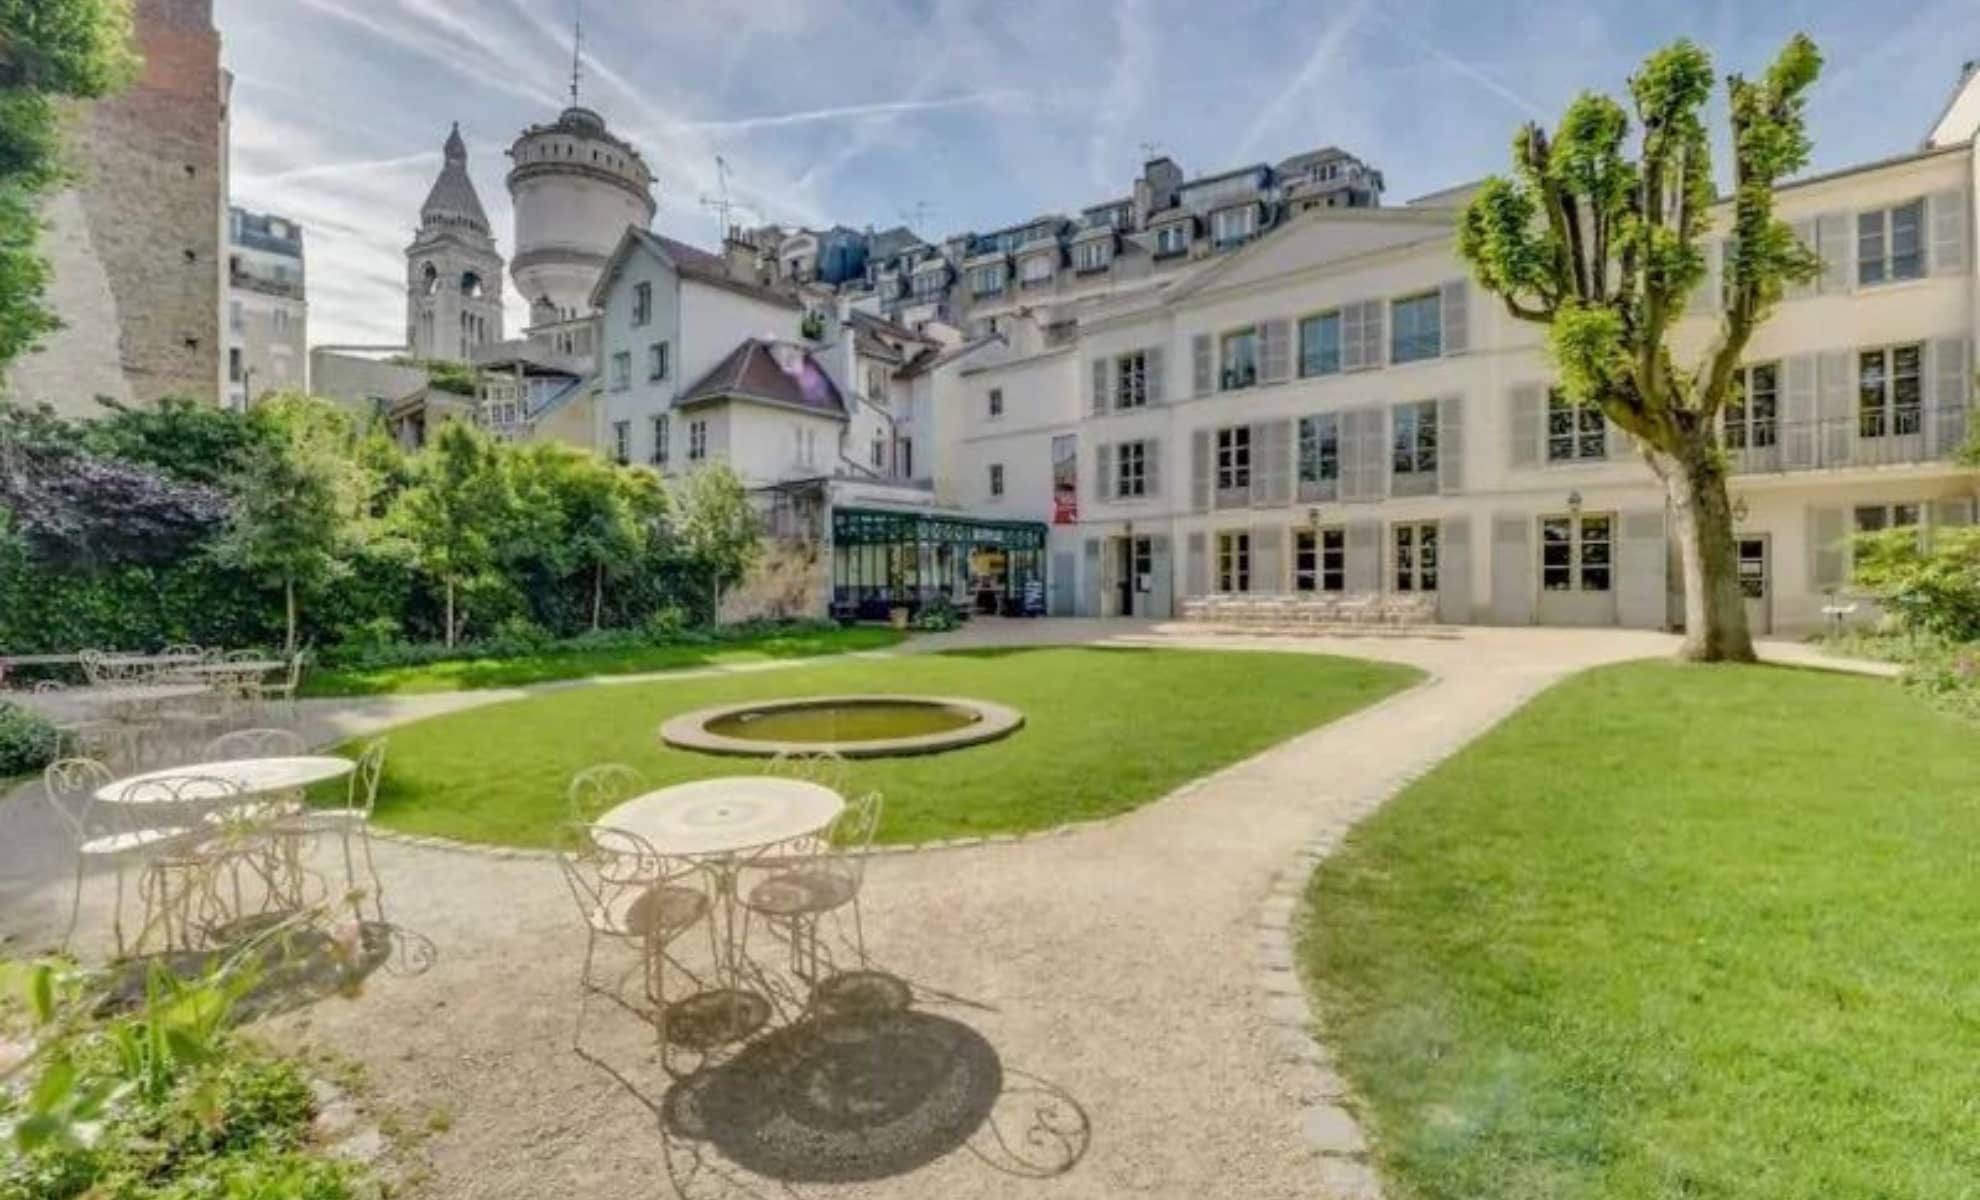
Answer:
[
  {"left": 1148, "top": 534, "right": 1174, "bottom": 616},
  {"left": 1490, "top": 514, "right": 1534, "bottom": 625},
  {"left": 1190, "top": 429, "right": 1211, "bottom": 513},
  {"left": 1508, "top": 383, "right": 1543, "bottom": 469},
  {"left": 1145, "top": 346, "right": 1166, "bottom": 405},
  {"left": 1931, "top": 189, "right": 1968, "bottom": 276},
  {"left": 1252, "top": 419, "right": 1291, "bottom": 507},
  {"left": 1437, "top": 393, "right": 1464, "bottom": 494},
  {"left": 1787, "top": 219, "right": 1818, "bottom": 301},
  {"left": 1816, "top": 211, "right": 1852, "bottom": 294},
  {"left": 1440, "top": 280, "right": 1469, "bottom": 355},
  {"left": 1807, "top": 507, "right": 1847, "bottom": 591},
  {"left": 1185, "top": 530, "right": 1208, "bottom": 596},
  {"left": 1095, "top": 442, "right": 1113, "bottom": 502},
  {"left": 1090, "top": 358, "right": 1110, "bottom": 415},
  {"left": 1438, "top": 515, "right": 1472, "bottom": 623},
  {"left": 1334, "top": 409, "right": 1360, "bottom": 501},
  {"left": 1690, "top": 237, "right": 1723, "bottom": 313},
  {"left": 1932, "top": 498, "right": 1976, "bottom": 540},
  {"left": 1929, "top": 336, "right": 1971, "bottom": 456},
  {"left": 1345, "top": 521, "right": 1381, "bottom": 593},
  {"left": 1360, "top": 405, "right": 1388, "bottom": 501},
  {"left": 1253, "top": 525, "right": 1284, "bottom": 593},
  {"left": 1617, "top": 510, "right": 1668, "bottom": 629},
  {"left": 1081, "top": 537, "right": 1103, "bottom": 616},
  {"left": 1604, "top": 414, "right": 1631, "bottom": 461},
  {"left": 1338, "top": 304, "right": 1363, "bottom": 372},
  {"left": 1191, "top": 334, "right": 1213, "bottom": 396},
  {"left": 1363, "top": 300, "right": 1386, "bottom": 370},
  {"left": 1781, "top": 355, "right": 1818, "bottom": 468},
  {"left": 1145, "top": 437, "right": 1163, "bottom": 497},
  {"left": 1259, "top": 319, "right": 1292, "bottom": 383},
  {"left": 1816, "top": 351, "right": 1852, "bottom": 467}
]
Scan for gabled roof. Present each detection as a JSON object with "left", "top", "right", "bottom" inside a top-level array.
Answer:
[
  {"left": 677, "top": 339, "right": 847, "bottom": 419},
  {"left": 849, "top": 308, "right": 937, "bottom": 346},
  {"left": 420, "top": 123, "right": 491, "bottom": 232},
  {"left": 587, "top": 227, "right": 802, "bottom": 312},
  {"left": 894, "top": 333, "right": 1005, "bottom": 380}
]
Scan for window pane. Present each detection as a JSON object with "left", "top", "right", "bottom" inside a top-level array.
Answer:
[
  {"left": 1300, "top": 313, "right": 1341, "bottom": 376},
  {"left": 1854, "top": 506, "right": 1888, "bottom": 532},
  {"left": 1858, "top": 210, "right": 1887, "bottom": 285},
  {"left": 1891, "top": 200, "right": 1924, "bottom": 279},
  {"left": 1390, "top": 293, "right": 1441, "bottom": 364},
  {"left": 1894, "top": 503, "right": 1921, "bottom": 527},
  {"left": 1581, "top": 567, "right": 1611, "bottom": 592}
]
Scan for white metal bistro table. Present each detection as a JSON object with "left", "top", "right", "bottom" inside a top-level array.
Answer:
[
  {"left": 600, "top": 778, "right": 844, "bottom": 1030},
  {"left": 97, "top": 756, "right": 355, "bottom": 806},
  {"left": 26, "top": 682, "right": 210, "bottom": 717},
  {"left": 168, "top": 659, "right": 286, "bottom": 678}
]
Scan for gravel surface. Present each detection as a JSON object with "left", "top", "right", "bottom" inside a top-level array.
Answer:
[{"left": 0, "top": 623, "right": 1891, "bottom": 1198}]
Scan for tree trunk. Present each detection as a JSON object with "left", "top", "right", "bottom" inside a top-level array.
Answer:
[
  {"left": 1664, "top": 434, "right": 1756, "bottom": 663},
  {"left": 444, "top": 578, "right": 456, "bottom": 648},
  {"left": 592, "top": 562, "right": 603, "bottom": 632},
  {"left": 283, "top": 576, "right": 298, "bottom": 655}
]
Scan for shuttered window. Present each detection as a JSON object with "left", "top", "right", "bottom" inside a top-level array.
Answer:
[
  {"left": 1217, "top": 532, "right": 1251, "bottom": 593},
  {"left": 1116, "top": 352, "right": 1149, "bottom": 409},
  {"left": 1299, "top": 312, "right": 1342, "bottom": 377},
  {"left": 1390, "top": 292, "right": 1442, "bottom": 363},
  {"left": 1858, "top": 199, "right": 1925, "bottom": 286},
  {"left": 1295, "top": 528, "right": 1346, "bottom": 592},
  {"left": 1393, "top": 522, "right": 1439, "bottom": 592},
  {"left": 1117, "top": 440, "right": 1149, "bottom": 498},
  {"left": 1546, "top": 389, "right": 1606, "bottom": 462},
  {"left": 1859, "top": 344, "right": 1922, "bottom": 438},
  {"left": 1540, "top": 514, "right": 1612, "bottom": 592},
  {"left": 1390, "top": 400, "right": 1438, "bottom": 495},
  {"left": 1725, "top": 364, "right": 1779, "bottom": 449},
  {"left": 1216, "top": 426, "right": 1252, "bottom": 491},
  {"left": 1298, "top": 415, "right": 1340, "bottom": 490},
  {"left": 1219, "top": 329, "right": 1259, "bottom": 390}
]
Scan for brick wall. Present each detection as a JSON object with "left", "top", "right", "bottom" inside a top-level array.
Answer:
[{"left": 4, "top": 0, "right": 224, "bottom": 418}]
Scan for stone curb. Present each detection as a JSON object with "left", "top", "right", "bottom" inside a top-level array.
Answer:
[{"left": 368, "top": 815, "right": 1112, "bottom": 862}]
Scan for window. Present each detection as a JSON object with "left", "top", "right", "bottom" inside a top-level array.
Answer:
[
  {"left": 1295, "top": 527, "right": 1345, "bottom": 592},
  {"left": 969, "top": 263, "right": 1007, "bottom": 297},
  {"left": 1132, "top": 537, "right": 1153, "bottom": 585},
  {"left": 987, "top": 388, "right": 1004, "bottom": 418},
  {"left": 1546, "top": 388, "right": 1607, "bottom": 462},
  {"left": 1298, "top": 414, "right": 1340, "bottom": 488},
  {"left": 229, "top": 301, "right": 243, "bottom": 332},
  {"left": 273, "top": 309, "right": 290, "bottom": 336},
  {"left": 1074, "top": 240, "right": 1110, "bottom": 272},
  {"left": 1859, "top": 344, "right": 1923, "bottom": 438},
  {"left": 1116, "top": 351, "right": 1148, "bottom": 409},
  {"left": 988, "top": 463, "right": 1005, "bottom": 498},
  {"left": 610, "top": 351, "right": 631, "bottom": 391},
  {"left": 1391, "top": 400, "right": 1439, "bottom": 478},
  {"left": 1211, "top": 205, "right": 1257, "bottom": 246},
  {"left": 1217, "top": 531, "right": 1252, "bottom": 592},
  {"left": 1393, "top": 522, "right": 1439, "bottom": 592},
  {"left": 1154, "top": 223, "right": 1189, "bottom": 257},
  {"left": 227, "top": 347, "right": 242, "bottom": 383},
  {"left": 1540, "top": 514, "right": 1612, "bottom": 592},
  {"left": 1219, "top": 328, "right": 1258, "bottom": 390},
  {"left": 650, "top": 414, "right": 669, "bottom": 465},
  {"left": 1854, "top": 503, "right": 1922, "bottom": 533},
  {"left": 1857, "top": 199, "right": 1925, "bottom": 286},
  {"left": 867, "top": 367, "right": 888, "bottom": 400},
  {"left": 611, "top": 420, "right": 630, "bottom": 464},
  {"left": 1390, "top": 292, "right": 1442, "bottom": 364},
  {"left": 1724, "top": 364, "right": 1778, "bottom": 449},
  {"left": 1117, "top": 440, "right": 1149, "bottom": 498},
  {"left": 687, "top": 419, "right": 708, "bottom": 462},
  {"left": 899, "top": 437, "right": 913, "bottom": 479},
  {"left": 1216, "top": 425, "right": 1251, "bottom": 492},
  {"left": 632, "top": 281, "right": 652, "bottom": 326},
  {"left": 871, "top": 437, "right": 886, "bottom": 469},
  {"left": 648, "top": 342, "right": 669, "bottom": 381},
  {"left": 912, "top": 270, "right": 945, "bottom": 299},
  {"left": 1020, "top": 254, "right": 1054, "bottom": 285},
  {"left": 1299, "top": 311, "right": 1341, "bottom": 377}
]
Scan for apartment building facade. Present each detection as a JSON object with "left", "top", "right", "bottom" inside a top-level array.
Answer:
[
  {"left": 225, "top": 206, "right": 307, "bottom": 408},
  {"left": 952, "top": 137, "right": 1979, "bottom": 636}
]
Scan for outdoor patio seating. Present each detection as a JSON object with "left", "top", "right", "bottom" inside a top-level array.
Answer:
[
  {"left": 740, "top": 790, "right": 884, "bottom": 982},
  {"left": 273, "top": 738, "right": 388, "bottom": 920},
  {"left": 1180, "top": 590, "right": 1447, "bottom": 636}
]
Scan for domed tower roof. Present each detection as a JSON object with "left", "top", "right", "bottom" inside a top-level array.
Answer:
[{"left": 420, "top": 122, "right": 491, "bottom": 233}]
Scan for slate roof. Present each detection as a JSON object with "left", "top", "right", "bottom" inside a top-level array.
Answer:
[
  {"left": 421, "top": 124, "right": 491, "bottom": 231},
  {"left": 677, "top": 339, "right": 847, "bottom": 419},
  {"left": 624, "top": 229, "right": 801, "bottom": 311}
]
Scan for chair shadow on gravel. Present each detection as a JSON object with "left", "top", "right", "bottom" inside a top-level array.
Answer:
[
  {"left": 94, "top": 919, "right": 438, "bottom": 1024},
  {"left": 577, "top": 962, "right": 1092, "bottom": 1198}
]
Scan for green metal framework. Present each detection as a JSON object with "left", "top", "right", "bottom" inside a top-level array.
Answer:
[{"left": 831, "top": 506, "right": 1048, "bottom": 618}]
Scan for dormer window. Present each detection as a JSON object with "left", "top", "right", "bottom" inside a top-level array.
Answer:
[
  {"left": 1154, "top": 223, "right": 1190, "bottom": 258},
  {"left": 1211, "top": 205, "right": 1258, "bottom": 247},
  {"left": 1074, "top": 240, "right": 1112, "bottom": 273}
]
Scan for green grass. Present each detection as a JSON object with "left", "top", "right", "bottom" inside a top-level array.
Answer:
[
  {"left": 354, "top": 646, "right": 1417, "bottom": 846},
  {"left": 300, "top": 626, "right": 905, "bottom": 697},
  {"left": 1300, "top": 661, "right": 1980, "bottom": 1200}
]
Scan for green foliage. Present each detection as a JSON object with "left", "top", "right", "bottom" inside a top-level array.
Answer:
[
  {"left": 1850, "top": 526, "right": 1980, "bottom": 641},
  {"left": 395, "top": 358, "right": 477, "bottom": 396},
  {"left": 79, "top": 398, "right": 259, "bottom": 487},
  {"left": 0, "top": 699, "right": 59, "bottom": 775},
  {"left": 390, "top": 421, "right": 512, "bottom": 645},
  {"left": 0, "top": 0, "right": 140, "bottom": 370},
  {"left": 0, "top": 955, "right": 364, "bottom": 1200},
  {"left": 909, "top": 596, "right": 962, "bottom": 631},
  {"left": 671, "top": 464, "right": 761, "bottom": 609}
]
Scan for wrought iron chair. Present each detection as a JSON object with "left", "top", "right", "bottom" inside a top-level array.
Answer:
[
  {"left": 272, "top": 738, "right": 386, "bottom": 921},
  {"left": 248, "top": 651, "right": 308, "bottom": 725},
  {"left": 740, "top": 790, "right": 884, "bottom": 982},
  {"left": 40, "top": 759, "right": 222, "bottom": 955},
  {"left": 764, "top": 748, "right": 851, "bottom": 800},
  {"left": 198, "top": 728, "right": 311, "bottom": 822},
  {"left": 554, "top": 823, "right": 716, "bottom": 1060},
  {"left": 566, "top": 764, "right": 651, "bottom": 883}
]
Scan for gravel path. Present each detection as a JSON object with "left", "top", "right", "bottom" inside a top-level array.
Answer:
[{"left": 0, "top": 624, "right": 1894, "bottom": 1198}]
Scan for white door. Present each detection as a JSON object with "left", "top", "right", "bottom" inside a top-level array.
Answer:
[{"left": 1737, "top": 534, "right": 1772, "bottom": 636}]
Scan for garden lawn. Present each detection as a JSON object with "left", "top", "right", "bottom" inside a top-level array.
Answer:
[
  {"left": 353, "top": 646, "right": 1416, "bottom": 846},
  {"left": 1301, "top": 660, "right": 1980, "bottom": 1200},
  {"left": 301, "top": 625, "right": 904, "bottom": 696}
]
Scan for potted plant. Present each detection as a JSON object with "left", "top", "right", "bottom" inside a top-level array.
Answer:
[{"left": 887, "top": 557, "right": 912, "bottom": 629}]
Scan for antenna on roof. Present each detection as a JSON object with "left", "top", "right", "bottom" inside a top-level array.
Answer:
[
  {"left": 899, "top": 200, "right": 935, "bottom": 238},
  {"left": 569, "top": 0, "right": 583, "bottom": 107},
  {"left": 1138, "top": 140, "right": 1163, "bottom": 162},
  {"left": 698, "top": 155, "right": 758, "bottom": 236}
]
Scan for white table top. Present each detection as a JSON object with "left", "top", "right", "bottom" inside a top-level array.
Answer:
[
  {"left": 19, "top": 683, "right": 210, "bottom": 718},
  {"left": 172, "top": 660, "right": 285, "bottom": 676},
  {"left": 600, "top": 777, "right": 844, "bottom": 857},
  {"left": 98, "top": 755, "right": 355, "bottom": 804}
]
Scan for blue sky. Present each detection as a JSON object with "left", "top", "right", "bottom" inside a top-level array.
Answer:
[{"left": 215, "top": 0, "right": 1980, "bottom": 346}]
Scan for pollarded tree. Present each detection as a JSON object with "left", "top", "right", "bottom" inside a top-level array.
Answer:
[
  {"left": 671, "top": 464, "right": 760, "bottom": 623},
  {"left": 1458, "top": 36, "right": 1822, "bottom": 662},
  {"left": 393, "top": 420, "right": 514, "bottom": 646}
]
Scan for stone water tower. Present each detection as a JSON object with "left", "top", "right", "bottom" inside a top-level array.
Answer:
[{"left": 505, "top": 106, "right": 656, "bottom": 327}]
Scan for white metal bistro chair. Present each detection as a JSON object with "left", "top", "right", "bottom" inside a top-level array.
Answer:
[
  {"left": 248, "top": 651, "right": 308, "bottom": 725},
  {"left": 764, "top": 748, "right": 851, "bottom": 801},
  {"left": 739, "top": 790, "right": 884, "bottom": 983},
  {"left": 555, "top": 823, "right": 716, "bottom": 1060},
  {"left": 272, "top": 738, "right": 386, "bottom": 921}
]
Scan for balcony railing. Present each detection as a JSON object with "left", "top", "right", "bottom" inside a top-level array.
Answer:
[{"left": 1727, "top": 414, "right": 1966, "bottom": 474}]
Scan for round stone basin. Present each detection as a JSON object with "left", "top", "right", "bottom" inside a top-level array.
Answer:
[{"left": 661, "top": 695, "right": 1023, "bottom": 759}]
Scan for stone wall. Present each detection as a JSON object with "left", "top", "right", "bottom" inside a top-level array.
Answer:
[
  {"left": 4, "top": 0, "right": 224, "bottom": 419},
  {"left": 719, "top": 538, "right": 831, "bottom": 624}
]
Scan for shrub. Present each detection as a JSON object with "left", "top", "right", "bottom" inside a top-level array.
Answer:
[
  {"left": 0, "top": 702, "right": 59, "bottom": 776},
  {"left": 1850, "top": 526, "right": 1980, "bottom": 642},
  {"left": 910, "top": 597, "right": 963, "bottom": 632}
]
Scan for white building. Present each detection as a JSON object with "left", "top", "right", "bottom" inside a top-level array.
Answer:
[
  {"left": 224, "top": 206, "right": 306, "bottom": 409},
  {"left": 952, "top": 109, "right": 1980, "bottom": 635}
]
